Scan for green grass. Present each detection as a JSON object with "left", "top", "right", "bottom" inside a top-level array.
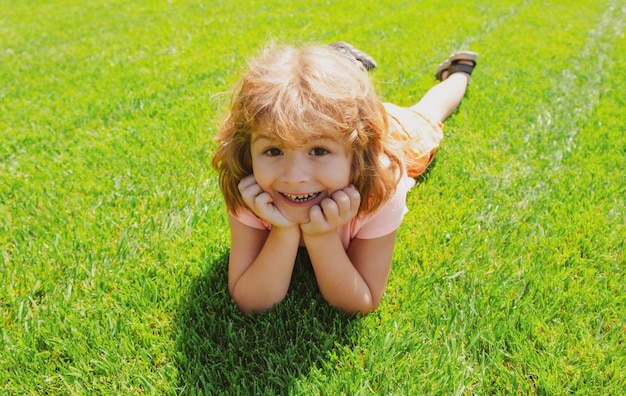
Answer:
[{"left": 1, "top": 0, "right": 624, "bottom": 394}]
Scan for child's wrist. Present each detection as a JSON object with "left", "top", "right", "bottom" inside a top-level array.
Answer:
[
  {"left": 271, "top": 223, "right": 301, "bottom": 238},
  {"left": 301, "top": 227, "right": 338, "bottom": 241}
]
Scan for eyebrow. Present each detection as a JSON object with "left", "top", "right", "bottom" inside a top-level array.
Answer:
[
  {"left": 252, "top": 133, "right": 274, "bottom": 144},
  {"left": 252, "top": 132, "right": 344, "bottom": 147}
]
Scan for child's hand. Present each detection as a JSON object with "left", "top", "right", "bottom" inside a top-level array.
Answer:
[
  {"left": 301, "top": 185, "right": 361, "bottom": 236},
  {"left": 238, "top": 175, "right": 296, "bottom": 229}
]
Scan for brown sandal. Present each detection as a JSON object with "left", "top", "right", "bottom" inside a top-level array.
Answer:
[{"left": 434, "top": 51, "right": 478, "bottom": 81}]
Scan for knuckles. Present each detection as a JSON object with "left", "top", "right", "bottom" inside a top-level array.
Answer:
[{"left": 331, "top": 192, "right": 350, "bottom": 206}]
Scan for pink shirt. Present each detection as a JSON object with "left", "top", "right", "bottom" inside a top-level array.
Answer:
[{"left": 233, "top": 175, "right": 415, "bottom": 250}]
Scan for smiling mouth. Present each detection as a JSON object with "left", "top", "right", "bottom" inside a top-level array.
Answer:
[{"left": 281, "top": 192, "right": 320, "bottom": 203}]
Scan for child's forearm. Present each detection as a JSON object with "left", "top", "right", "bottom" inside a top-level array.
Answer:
[
  {"left": 230, "top": 226, "right": 300, "bottom": 314},
  {"left": 303, "top": 233, "right": 375, "bottom": 315}
]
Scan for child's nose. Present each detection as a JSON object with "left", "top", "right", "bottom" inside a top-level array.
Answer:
[{"left": 281, "top": 155, "right": 311, "bottom": 183}]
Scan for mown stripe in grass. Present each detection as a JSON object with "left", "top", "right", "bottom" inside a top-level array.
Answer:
[
  {"left": 524, "top": 0, "right": 624, "bottom": 170},
  {"left": 385, "top": 1, "right": 625, "bottom": 394}
]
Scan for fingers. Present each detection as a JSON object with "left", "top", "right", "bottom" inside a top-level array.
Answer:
[
  {"left": 238, "top": 174, "right": 270, "bottom": 215},
  {"left": 303, "top": 185, "right": 361, "bottom": 236},
  {"left": 237, "top": 175, "right": 295, "bottom": 229},
  {"left": 238, "top": 175, "right": 267, "bottom": 207},
  {"left": 324, "top": 185, "right": 360, "bottom": 219},
  {"left": 238, "top": 174, "right": 257, "bottom": 190}
]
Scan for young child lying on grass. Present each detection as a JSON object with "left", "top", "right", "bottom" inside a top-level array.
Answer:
[{"left": 212, "top": 41, "right": 477, "bottom": 315}]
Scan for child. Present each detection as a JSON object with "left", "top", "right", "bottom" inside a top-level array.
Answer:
[{"left": 212, "top": 42, "right": 477, "bottom": 315}]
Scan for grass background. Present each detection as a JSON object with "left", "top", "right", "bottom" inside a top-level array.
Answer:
[{"left": 1, "top": 0, "right": 624, "bottom": 394}]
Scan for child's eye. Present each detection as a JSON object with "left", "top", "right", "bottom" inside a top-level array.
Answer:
[
  {"left": 310, "top": 147, "right": 329, "bottom": 156},
  {"left": 264, "top": 148, "right": 283, "bottom": 157}
]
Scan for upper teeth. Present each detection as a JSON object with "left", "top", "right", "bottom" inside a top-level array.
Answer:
[{"left": 284, "top": 192, "right": 318, "bottom": 202}]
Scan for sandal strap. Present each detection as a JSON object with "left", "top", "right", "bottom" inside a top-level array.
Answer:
[
  {"left": 447, "top": 62, "right": 475, "bottom": 76},
  {"left": 434, "top": 51, "right": 478, "bottom": 81}
]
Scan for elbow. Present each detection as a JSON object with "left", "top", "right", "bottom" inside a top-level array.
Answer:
[
  {"left": 235, "top": 302, "right": 263, "bottom": 316},
  {"left": 355, "top": 299, "right": 380, "bottom": 316},
  {"left": 364, "top": 300, "right": 381, "bottom": 315},
  {"left": 229, "top": 284, "right": 286, "bottom": 315},
  {"left": 354, "top": 288, "right": 385, "bottom": 315},
  {"left": 327, "top": 292, "right": 380, "bottom": 316},
  {"left": 340, "top": 302, "right": 378, "bottom": 317}
]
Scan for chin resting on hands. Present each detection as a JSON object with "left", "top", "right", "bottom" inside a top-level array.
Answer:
[
  {"left": 301, "top": 185, "right": 361, "bottom": 236},
  {"left": 238, "top": 175, "right": 295, "bottom": 229}
]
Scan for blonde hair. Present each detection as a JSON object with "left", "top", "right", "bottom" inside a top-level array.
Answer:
[{"left": 212, "top": 43, "right": 403, "bottom": 215}]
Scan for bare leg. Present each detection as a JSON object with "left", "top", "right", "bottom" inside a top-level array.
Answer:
[{"left": 411, "top": 72, "right": 470, "bottom": 124}]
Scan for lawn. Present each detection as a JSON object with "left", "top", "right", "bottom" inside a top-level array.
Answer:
[{"left": 1, "top": 0, "right": 624, "bottom": 394}]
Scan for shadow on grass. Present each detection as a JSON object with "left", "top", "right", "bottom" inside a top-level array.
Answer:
[{"left": 174, "top": 248, "right": 360, "bottom": 394}]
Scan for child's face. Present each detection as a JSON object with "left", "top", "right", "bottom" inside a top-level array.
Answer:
[{"left": 250, "top": 131, "right": 353, "bottom": 224}]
